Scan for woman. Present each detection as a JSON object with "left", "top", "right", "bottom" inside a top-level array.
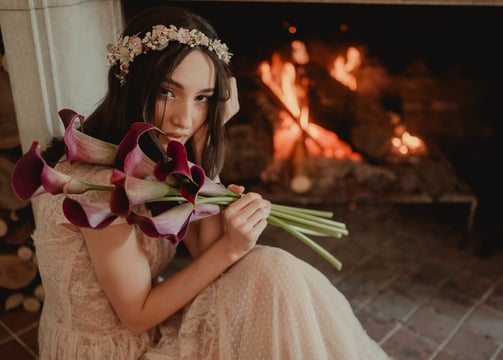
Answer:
[{"left": 32, "top": 4, "right": 390, "bottom": 359}]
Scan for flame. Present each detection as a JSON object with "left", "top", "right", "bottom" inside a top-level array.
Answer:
[
  {"left": 299, "top": 106, "right": 309, "bottom": 130},
  {"left": 259, "top": 54, "right": 301, "bottom": 118},
  {"left": 259, "top": 40, "right": 361, "bottom": 162},
  {"left": 291, "top": 40, "right": 309, "bottom": 65},
  {"left": 389, "top": 114, "right": 427, "bottom": 156},
  {"left": 260, "top": 37, "right": 428, "bottom": 165},
  {"left": 272, "top": 111, "right": 361, "bottom": 161},
  {"left": 329, "top": 46, "right": 361, "bottom": 90}
]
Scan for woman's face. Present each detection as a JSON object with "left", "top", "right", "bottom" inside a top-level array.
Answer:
[{"left": 155, "top": 50, "right": 216, "bottom": 147}]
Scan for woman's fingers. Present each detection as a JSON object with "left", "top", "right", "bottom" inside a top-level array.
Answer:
[
  {"left": 227, "top": 183, "right": 245, "bottom": 195},
  {"left": 220, "top": 193, "right": 271, "bottom": 257},
  {"left": 225, "top": 193, "right": 270, "bottom": 230}
]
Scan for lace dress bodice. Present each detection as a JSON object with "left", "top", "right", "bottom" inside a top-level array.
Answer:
[{"left": 32, "top": 159, "right": 176, "bottom": 359}]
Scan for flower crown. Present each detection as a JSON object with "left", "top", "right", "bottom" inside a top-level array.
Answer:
[{"left": 107, "top": 24, "right": 232, "bottom": 85}]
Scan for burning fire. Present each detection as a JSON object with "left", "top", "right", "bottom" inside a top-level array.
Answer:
[
  {"left": 257, "top": 39, "right": 427, "bottom": 191},
  {"left": 329, "top": 46, "right": 361, "bottom": 91},
  {"left": 272, "top": 109, "right": 361, "bottom": 161},
  {"left": 328, "top": 46, "right": 427, "bottom": 157},
  {"left": 388, "top": 111, "right": 426, "bottom": 156},
  {"left": 258, "top": 40, "right": 361, "bottom": 163}
]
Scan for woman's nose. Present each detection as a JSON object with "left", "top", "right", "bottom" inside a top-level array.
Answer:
[{"left": 170, "top": 101, "right": 192, "bottom": 129}]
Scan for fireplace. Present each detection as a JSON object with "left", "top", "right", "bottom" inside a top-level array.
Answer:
[{"left": 124, "top": 1, "right": 503, "bottom": 236}]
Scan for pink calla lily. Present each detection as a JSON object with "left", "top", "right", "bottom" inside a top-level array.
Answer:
[
  {"left": 60, "top": 109, "right": 117, "bottom": 165},
  {"left": 126, "top": 202, "right": 220, "bottom": 244},
  {"left": 116, "top": 122, "right": 163, "bottom": 175},
  {"left": 122, "top": 145, "right": 157, "bottom": 179},
  {"left": 62, "top": 197, "right": 118, "bottom": 229},
  {"left": 11, "top": 141, "right": 100, "bottom": 201},
  {"left": 42, "top": 165, "right": 95, "bottom": 196},
  {"left": 109, "top": 169, "right": 180, "bottom": 217},
  {"left": 199, "top": 176, "right": 238, "bottom": 197}
]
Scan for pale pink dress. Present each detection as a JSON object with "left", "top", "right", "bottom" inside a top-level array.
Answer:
[{"left": 33, "top": 159, "right": 390, "bottom": 360}]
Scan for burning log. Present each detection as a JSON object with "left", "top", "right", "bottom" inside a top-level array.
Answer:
[
  {"left": 257, "top": 61, "right": 324, "bottom": 152},
  {"left": 290, "top": 134, "right": 312, "bottom": 194},
  {"left": 256, "top": 47, "right": 362, "bottom": 192},
  {"left": 259, "top": 82, "right": 325, "bottom": 152}
]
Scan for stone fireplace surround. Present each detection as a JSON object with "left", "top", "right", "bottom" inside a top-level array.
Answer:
[{"left": 0, "top": 0, "right": 502, "bottom": 228}]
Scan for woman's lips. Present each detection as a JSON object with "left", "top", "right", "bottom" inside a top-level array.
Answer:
[{"left": 160, "top": 134, "right": 187, "bottom": 145}]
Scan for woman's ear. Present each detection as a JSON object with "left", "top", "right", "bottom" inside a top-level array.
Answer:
[{"left": 222, "top": 76, "right": 239, "bottom": 125}]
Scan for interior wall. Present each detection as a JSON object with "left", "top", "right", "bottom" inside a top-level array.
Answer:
[
  {"left": 0, "top": 0, "right": 124, "bottom": 153},
  {"left": 0, "top": 0, "right": 125, "bottom": 227}
]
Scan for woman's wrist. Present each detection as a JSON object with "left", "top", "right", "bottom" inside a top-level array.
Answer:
[{"left": 210, "top": 235, "right": 245, "bottom": 266}]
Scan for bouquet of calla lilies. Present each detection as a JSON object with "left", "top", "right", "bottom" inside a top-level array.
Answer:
[{"left": 11, "top": 109, "right": 348, "bottom": 270}]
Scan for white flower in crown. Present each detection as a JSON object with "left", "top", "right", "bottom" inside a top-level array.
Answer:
[
  {"left": 107, "top": 24, "right": 232, "bottom": 85},
  {"left": 210, "top": 39, "right": 231, "bottom": 64}
]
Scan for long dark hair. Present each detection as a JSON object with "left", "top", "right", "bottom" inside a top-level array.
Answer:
[{"left": 47, "top": 5, "right": 232, "bottom": 179}]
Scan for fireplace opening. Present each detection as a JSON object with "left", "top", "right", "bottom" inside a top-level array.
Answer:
[{"left": 124, "top": 1, "right": 503, "bottom": 249}]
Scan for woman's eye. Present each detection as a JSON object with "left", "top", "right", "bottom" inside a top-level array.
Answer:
[
  {"left": 196, "top": 94, "right": 210, "bottom": 103},
  {"left": 160, "top": 88, "right": 174, "bottom": 97}
]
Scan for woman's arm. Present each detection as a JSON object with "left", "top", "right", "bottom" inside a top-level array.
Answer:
[{"left": 82, "top": 191, "right": 269, "bottom": 334}]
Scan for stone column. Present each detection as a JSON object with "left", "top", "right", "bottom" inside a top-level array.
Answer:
[{"left": 0, "top": 0, "right": 124, "bottom": 152}]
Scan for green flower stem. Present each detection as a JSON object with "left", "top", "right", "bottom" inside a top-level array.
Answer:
[
  {"left": 196, "top": 196, "right": 237, "bottom": 205},
  {"left": 88, "top": 184, "right": 115, "bottom": 191},
  {"left": 270, "top": 208, "right": 348, "bottom": 236},
  {"left": 288, "top": 226, "right": 341, "bottom": 237},
  {"left": 150, "top": 193, "right": 347, "bottom": 270},
  {"left": 268, "top": 215, "right": 343, "bottom": 271},
  {"left": 195, "top": 197, "right": 348, "bottom": 236},
  {"left": 271, "top": 205, "right": 347, "bottom": 229},
  {"left": 271, "top": 203, "right": 334, "bottom": 218},
  {"left": 272, "top": 208, "right": 348, "bottom": 232},
  {"left": 153, "top": 196, "right": 189, "bottom": 203}
]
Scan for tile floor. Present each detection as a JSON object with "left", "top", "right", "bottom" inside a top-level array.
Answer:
[{"left": 0, "top": 203, "right": 502, "bottom": 359}]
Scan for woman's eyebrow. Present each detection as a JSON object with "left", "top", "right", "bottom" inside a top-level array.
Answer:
[
  {"left": 163, "top": 78, "right": 214, "bottom": 93},
  {"left": 163, "top": 78, "right": 182, "bottom": 89}
]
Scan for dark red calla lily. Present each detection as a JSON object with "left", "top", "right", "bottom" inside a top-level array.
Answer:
[
  {"left": 11, "top": 142, "right": 45, "bottom": 200},
  {"left": 62, "top": 197, "right": 117, "bottom": 229},
  {"left": 154, "top": 140, "right": 191, "bottom": 182},
  {"left": 116, "top": 122, "right": 163, "bottom": 174},
  {"left": 178, "top": 165, "right": 205, "bottom": 204},
  {"left": 11, "top": 141, "right": 97, "bottom": 201}
]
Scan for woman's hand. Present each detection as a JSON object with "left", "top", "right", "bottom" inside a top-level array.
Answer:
[{"left": 219, "top": 192, "right": 271, "bottom": 258}]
